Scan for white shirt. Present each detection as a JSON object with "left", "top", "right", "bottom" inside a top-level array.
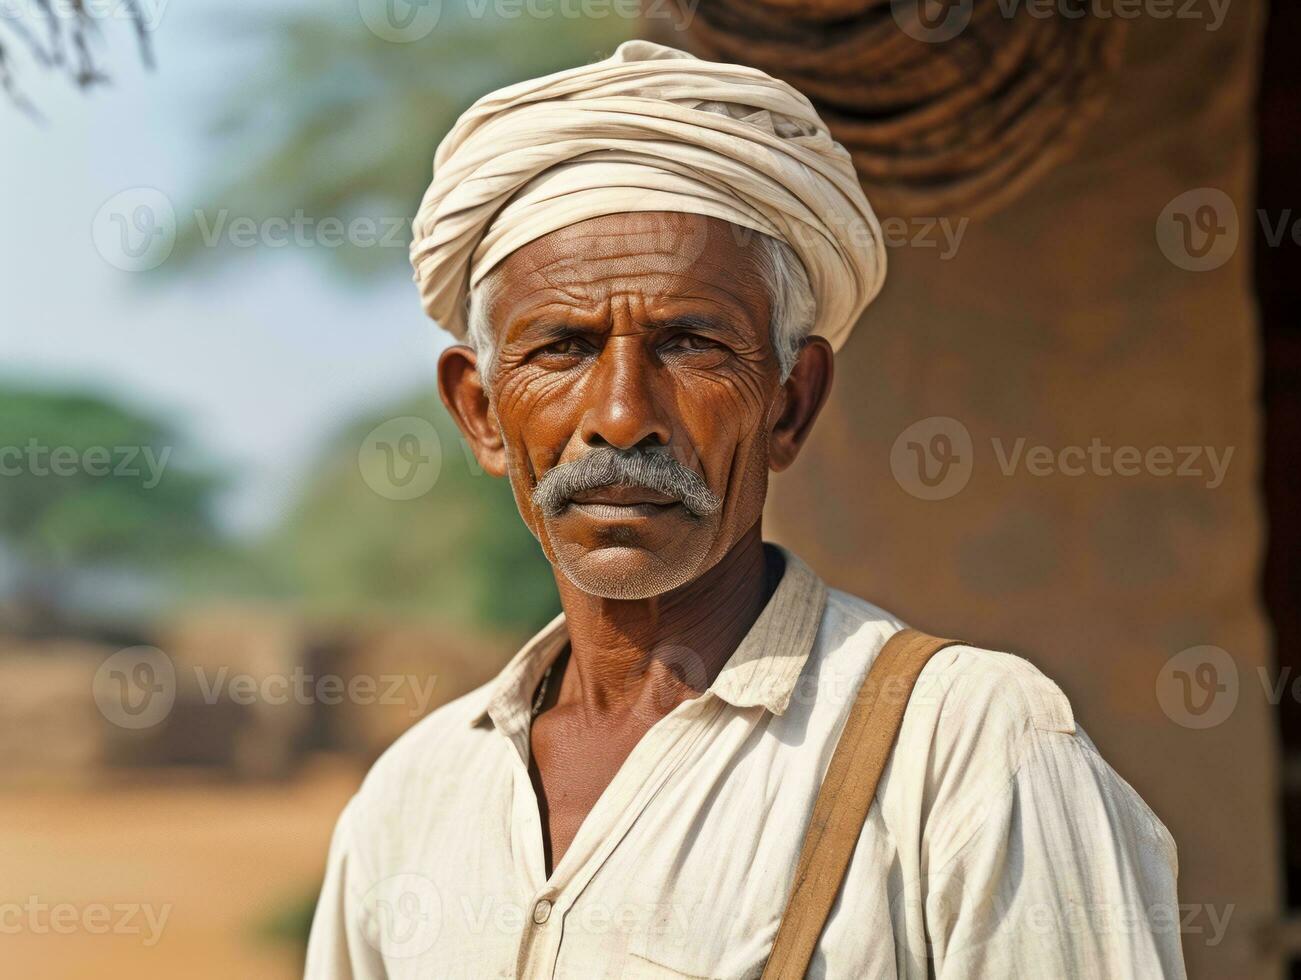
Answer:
[{"left": 305, "top": 545, "right": 1185, "bottom": 979}]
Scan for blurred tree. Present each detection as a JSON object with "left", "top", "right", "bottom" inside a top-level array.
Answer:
[
  {"left": 0, "top": 1, "right": 153, "bottom": 118},
  {"left": 0, "top": 385, "right": 220, "bottom": 624},
  {"left": 267, "top": 392, "right": 558, "bottom": 634},
  {"left": 171, "top": 6, "right": 635, "bottom": 276}
]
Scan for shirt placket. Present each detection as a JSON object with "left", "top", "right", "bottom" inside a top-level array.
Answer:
[{"left": 511, "top": 694, "right": 727, "bottom": 979}]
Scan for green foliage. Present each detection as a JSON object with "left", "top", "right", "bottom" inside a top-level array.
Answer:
[
  {"left": 268, "top": 392, "right": 558, "bottom": 634},
  {"left": 253, "top": 886, "right": 318, "bottom": 952},
  {"left": 171, "top": 7, "right": 636, "bottom": 277},
  {"left": 0, "top": 383, "right": 220, "bottom": 605}
]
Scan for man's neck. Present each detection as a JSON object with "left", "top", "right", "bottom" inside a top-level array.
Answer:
[{"left": 549, "top": 523, "right": 780, "bottom": 723}]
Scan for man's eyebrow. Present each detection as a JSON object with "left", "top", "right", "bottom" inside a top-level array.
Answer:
[
  {"left": 506, "top": 310, "right": 754, "bottom": 345},
  {"left": 507, "top": 316, "right": 600, "bottom": 344},
  {"left": 654, "top": 313, "right": 750, "bottom": 340}
]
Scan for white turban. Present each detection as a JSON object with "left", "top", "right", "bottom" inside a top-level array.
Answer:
[{"left": 410, "top": 39, "right": 885, "bottom": 352}]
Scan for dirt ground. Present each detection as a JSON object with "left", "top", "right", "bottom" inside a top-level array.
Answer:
[{"left": 0, "top": 757, "right": 363, "bottom": 980}]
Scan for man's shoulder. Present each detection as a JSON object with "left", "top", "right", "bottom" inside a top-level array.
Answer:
[
  {"left": 814, "top": 595, "right": 1176, "bottom": 863},
  {"left": 897, "top": 640, "right": 1086, "bottom": 823},
  {"left": 815, "top": 584, "right": 1094, "bottom": 822},
  {"left": 818, "top": 585, "right": 1076, "bottom": 739},
  {"left": 902, "top": 640, "right": 1175, "bottom": 868},
  {"left": 913, "top": 640, "right": 1078, "bottom": 740}
]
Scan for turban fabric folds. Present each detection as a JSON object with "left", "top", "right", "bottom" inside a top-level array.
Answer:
[{"left": 410, "top": 40, "right": 884, "bottom": 352}]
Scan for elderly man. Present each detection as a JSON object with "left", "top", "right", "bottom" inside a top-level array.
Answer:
[{"left": 306, "top": 40, "right": 1184, "bottom": 979}]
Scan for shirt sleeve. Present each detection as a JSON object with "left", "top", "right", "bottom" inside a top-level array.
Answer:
[
  {"left": 925, "top": 726, "right": 1187, "bottom": 979},
  {"left": 305, "top": 797, "right": 387, "bottom": 980}
]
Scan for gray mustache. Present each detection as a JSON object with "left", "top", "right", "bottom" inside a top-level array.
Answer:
[{"left": 531, "top": 448, "right": 722, "bottom": 518}]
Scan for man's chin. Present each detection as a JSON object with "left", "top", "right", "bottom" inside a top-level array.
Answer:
[{"left": 549, "top": 536, "right": 716, "bottom": 601}]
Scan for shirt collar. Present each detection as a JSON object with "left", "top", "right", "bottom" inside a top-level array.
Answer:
[
  {"left": 471, "top": 543, "right": 828, "bottom": 734},
  {"left": 707, "top": 545, "right": 827, "bottom": 714}
]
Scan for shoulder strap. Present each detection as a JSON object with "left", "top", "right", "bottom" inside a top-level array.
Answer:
[{"left": 760, "top": 628, "right": 963, "bottom": 980}]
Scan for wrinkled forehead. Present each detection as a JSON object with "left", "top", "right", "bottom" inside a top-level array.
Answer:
[{"left": 485, "top": 212, "right": 772, "bottom": 329}]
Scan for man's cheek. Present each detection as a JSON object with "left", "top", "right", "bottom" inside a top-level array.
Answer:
[
  {"left": 506, "top": 381, "right": 581, "bottom": 454},
  {"left": 723, "top": 428, "right": 775, "bottom": 510},
  {"left": 691, "top": 360, "right": 773, "bottom": 406},
  {"left": 690, "top": 392, "right": 767, "bottom": 476},
  {"left": 496, "top": 394, "right": 554, "bottom": 465},
  {"left": 491, "top": 365, "right": 558, "bottom": 423},
  {"left": 685, "top": 380, "right": 773, "bottom": 453},
  {"left": 501, "top": 450, "right": 547, "bottom": 545}
]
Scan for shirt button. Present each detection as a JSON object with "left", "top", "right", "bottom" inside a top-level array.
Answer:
[{"left": 532, "top": 899, "right": 553, "bottom": 924}]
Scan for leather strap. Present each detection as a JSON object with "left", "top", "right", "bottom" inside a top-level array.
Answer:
[{"left": 760, "top": 628, "right": 962, "bottom": 979}]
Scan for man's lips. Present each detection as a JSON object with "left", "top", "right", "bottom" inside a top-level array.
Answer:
[
  {"left": 567, "top": 485, "right": 679, "bottom": 507},
  {"left": 561, "top": 485, "right": 684, "bottom": 521}
]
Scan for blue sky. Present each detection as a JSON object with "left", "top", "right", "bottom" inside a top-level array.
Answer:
[{"left": 1, "top": 0, "right": 447, "bottom": 532}]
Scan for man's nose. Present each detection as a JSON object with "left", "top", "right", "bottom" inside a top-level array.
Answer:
[{"left": 579, "top": 337, "right": 672, "bottom": 451}]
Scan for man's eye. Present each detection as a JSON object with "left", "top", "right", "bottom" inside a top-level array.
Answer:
[
  {"left": 666, "top": 334, "right": 722, "bottom": 353},
  {"left": 538, "top": 337, "right": 590, "bottom": 357}
]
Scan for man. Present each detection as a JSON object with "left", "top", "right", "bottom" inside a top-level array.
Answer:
[{"left": 306, "top": 40, "right": 1184, "bottom": 979}]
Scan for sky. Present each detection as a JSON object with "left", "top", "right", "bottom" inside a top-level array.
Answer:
[{"left": 0, "top": 0, "right": 447, "bottom": 533}]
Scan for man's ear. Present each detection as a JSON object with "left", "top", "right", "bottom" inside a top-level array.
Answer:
[
  {"left": 438, "top": 345, "right": 507, "bottom": 478},
  {"left": 768, "top": 335, "right": 834, "bottom": 472}
]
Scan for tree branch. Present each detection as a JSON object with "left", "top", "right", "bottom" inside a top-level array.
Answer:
[{"left": 0, "top": 0, "right": 154, "bottom": 115}]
